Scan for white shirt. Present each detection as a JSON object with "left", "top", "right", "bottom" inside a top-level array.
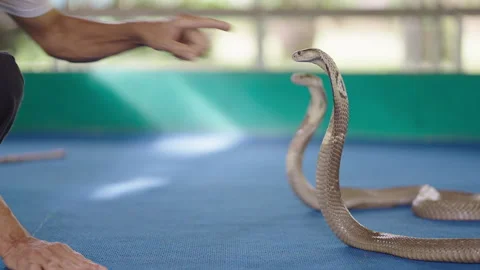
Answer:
[{"left": 0, "top": 0, "right": 52, "bottom": 18}]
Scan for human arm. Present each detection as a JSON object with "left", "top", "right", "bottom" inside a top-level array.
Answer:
[
  {"left": 0, "top": 196, "right": 30, "bottom": 258},
  {"left": 0, "top": 196, "right": 106, "bottom": 269},
  {"left": 9, "top": 9, "right": 231, "bottom": 63}
]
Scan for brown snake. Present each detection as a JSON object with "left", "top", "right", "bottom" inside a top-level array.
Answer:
[{"left": 286, "top": 48, "right": 480, "bottom": 263}]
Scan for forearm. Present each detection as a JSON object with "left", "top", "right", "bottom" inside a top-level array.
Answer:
[
  {"left": 13, "top": 10, "right": 231, "bottom": 63},
  {"left": 0, "top": 196, "right": 30, "bottom": 258},
  {"left": 13, "top": 11, "right": 144, "bottom": 63},
  {"left": 45, "top": 16, "right": 144, "bottom": 62}
]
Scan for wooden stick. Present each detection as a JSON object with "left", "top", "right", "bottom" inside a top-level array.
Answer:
[{"left": 0, "top": 149, "right": 66, "bottom": 164}]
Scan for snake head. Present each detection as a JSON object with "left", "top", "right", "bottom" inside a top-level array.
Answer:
[
  {"left": 292, "top": 48, "right": 323, "bottom": 62},
  {"left": 290, "top": 73, "right": 323, "bottom": 88}
]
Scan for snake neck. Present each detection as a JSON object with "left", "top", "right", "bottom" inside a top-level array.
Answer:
[
  {"left": 313, "top": 58, "right": 350, "bottom": 187},
  {"left": 286, "top": 84, "right": 327, "bottom": 209},
  {"left": 312, "top": 57, "right": 370, "bottom": 242},
  {"left": 287, "top": 82, "right": 327, "bottom": 162}
]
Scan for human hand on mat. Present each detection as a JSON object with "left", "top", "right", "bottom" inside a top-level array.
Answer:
[
  {"left": 135, "top": 14, "right": 231, "bottom": 61},
  {"left": 2, "top": 237, "right": 107, "bottom": 270}
]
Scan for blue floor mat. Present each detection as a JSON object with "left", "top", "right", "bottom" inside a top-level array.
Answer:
[{"left": 1, "top": 135, "right": 480, "bottom": 269}]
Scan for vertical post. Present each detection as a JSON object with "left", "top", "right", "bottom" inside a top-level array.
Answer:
[
  {"left": 254, "top": 0, "right": 264, "bottom": 70},
  {"left": 454, "top": 14, "right": 463, "bottom": 73},
  {"left": 431, "top": 2, "right": 442, "bottom": 72},
  {"left": 117, "top": 0, "right": 123, "bottom": 10},
  {"left": 403, "top": 0, "right": 424, "bottom": 72}
]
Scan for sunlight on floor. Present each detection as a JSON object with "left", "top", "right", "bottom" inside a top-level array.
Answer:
[
  {"left": 90, "top": 177, "right": 169, "bottom": 200},
  {"left": 153, "top": 133, "right": 244, "bottom": 157}
]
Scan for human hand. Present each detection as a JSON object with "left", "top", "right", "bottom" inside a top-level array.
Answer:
[
  {"left": 135, "top": 14, "right": 231, "bottom": 61},
  {"left": 2, "top": 236, "right": 106, "bottom": 270}
]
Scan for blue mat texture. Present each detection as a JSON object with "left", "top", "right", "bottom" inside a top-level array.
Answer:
[{"left": 1, "top": 135, "right": 480, "bottom": 269}]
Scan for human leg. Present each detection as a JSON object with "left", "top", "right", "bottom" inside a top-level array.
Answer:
[
  {"left": 0, "top": 51, "right": 24, "bottom": 144},
  {"left": 0, "top": 53, "right": 107, "bottom": 269}
]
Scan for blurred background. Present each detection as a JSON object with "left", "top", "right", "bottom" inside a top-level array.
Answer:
[
  {"left": 1, "top": 0, "right": 480, "bottom": 73},
  {"left": 2, "top": 0, "right": 480, "bottom": 141}
]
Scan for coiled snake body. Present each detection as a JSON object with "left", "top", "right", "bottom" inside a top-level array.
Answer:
[{"left": 286, "top": 48, "right": 480, "bottom": 263}]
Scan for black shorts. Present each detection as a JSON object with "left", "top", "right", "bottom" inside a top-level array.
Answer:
[{"left": 0, "top": 52, "right": 24, "bottom": 143}]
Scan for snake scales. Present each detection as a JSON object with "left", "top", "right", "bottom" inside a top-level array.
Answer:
[{"left": 286, "top": 48, "right": 480, "bottom": 263}]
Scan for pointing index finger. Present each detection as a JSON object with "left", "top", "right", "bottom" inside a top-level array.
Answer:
[{"left": 175, "top": 15, "right": 231, "bottom": 31}]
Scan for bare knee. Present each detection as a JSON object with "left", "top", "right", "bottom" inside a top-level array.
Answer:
[
  {"left": 0, "top": 52, "right": 24, "bottom": 142},
  {"left": 0, "top": 52, "right": 24, "bottom": 102}
]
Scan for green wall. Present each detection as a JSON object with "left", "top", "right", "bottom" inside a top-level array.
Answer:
[{"left": 10, "top": 71, "right": 480, "bottom": 141}]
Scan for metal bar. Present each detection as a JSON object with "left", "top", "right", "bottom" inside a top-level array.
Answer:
[
  {"left": 432, "top": 2, "right": 442, "bottom": 72},
  {"left": 61, "top": 8, "right": 480, "bottom": 18},
  {"left": 403, "top": 16, "right": 423, "bottom": 72},
  {"left": 454, "top": 15, "right": 463, "bottom": 73},
  {"left": 254, "top": 0, "right": 264, "bottom": 69}
]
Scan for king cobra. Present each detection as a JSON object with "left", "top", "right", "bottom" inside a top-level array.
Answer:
[{"left": 286, "top": 48, "right": 480, "bottom": 263}]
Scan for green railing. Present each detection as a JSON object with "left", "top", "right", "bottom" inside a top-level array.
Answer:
[{"left": 11, "top": 71, "right": 480, "bottom": 142}]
